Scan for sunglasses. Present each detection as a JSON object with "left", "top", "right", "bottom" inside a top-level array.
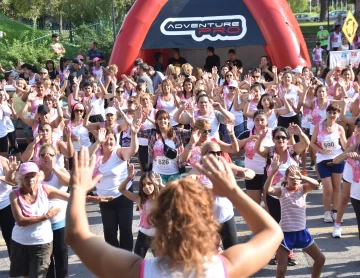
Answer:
[
  {"left": 74, "top": 109, "right": 84, "bottom": 113},
  {"left": 275, "top": 135, "right": 288, "bottom": 140},
  {"left": 128, "top": 100, "right": 134, "bottom": 104},
  {"left": 40, "top": 153, "right": 55, "bottom": 158},
  {"left": 208, "top": 151, "right": 221, "bottom": 156},
  {"left": 202, "top": 129, "right": 212, "bottom": 135},
  {"left": 116, "top": 90, "right": 124, "bottom": 94}
]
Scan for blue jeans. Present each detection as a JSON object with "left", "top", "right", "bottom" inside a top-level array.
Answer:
[{"left": 222, "top": 122, "right": 245, "bottom": 143}]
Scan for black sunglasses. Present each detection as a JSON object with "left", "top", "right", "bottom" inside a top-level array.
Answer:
[
  {"left": 208, "top": 151, "right": 221, "bottom": 156},
  {"left": 40, "top": 153, "right": 55, "bottom": 158},
  {"left": 202, "top": 129, "right": 211, "bottom": 135},
  {"left": 116, "top": 90, "right": 125, "bottom": 94},
  {"left": 275, "top": 136, "right": 288, "bottom": 140},
  {"left": 128, "top": 100, "right": 134, "bottom": 104},
  {"left": 74, "top": 109, "right": 84, "bottom": 113}
]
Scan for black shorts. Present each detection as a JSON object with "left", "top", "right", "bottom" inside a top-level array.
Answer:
[
  {"left": 0, "top": 134, "right": 8, "bottom": 153},
  {"left": 302, "top": 128, "right": 311, "bottom": 141},
  {"left": 245, "top": 174, "right": 265, "bottom": 190},
  {"left": 10, "top": 240, "right": 52, "bottom": 277}
]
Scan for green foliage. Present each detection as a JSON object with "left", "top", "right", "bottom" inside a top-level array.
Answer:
[
  {"left": 288, "top": 0, "right": 309, "bottom": 13},
  {"left": 0, "top": 32, "right": 56, "bottom": 68},
  {"left": 72, "top": 21, "right": 115, "bottom": 61},
  {"left": 312, "top": 6, "right": 320, "bottom": 14},
  {"left": 0, "top": 13, "right": 44, "bottom": 42}
]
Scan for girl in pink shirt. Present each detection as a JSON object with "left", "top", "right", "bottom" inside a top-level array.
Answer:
[
  {"left": 265, "top": 159, "right": 325, "bottom": 278},
  {"left": 118, "top": 164, "right": 165, "bottom": 258}
]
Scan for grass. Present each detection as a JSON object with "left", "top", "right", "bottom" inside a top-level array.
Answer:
[
  {"left": 299, "top": 21, "right": 335, "bottom": 34},
  {"left": 0, "top": 13, "right": 46, "bottom": 42},
  {"left": 0, "top": 13, "right": 81, "bottom": 60}
]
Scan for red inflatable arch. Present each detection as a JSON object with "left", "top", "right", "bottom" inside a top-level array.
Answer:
[{"left": 109, "top": 0, "right": 310, "bottom": 76}]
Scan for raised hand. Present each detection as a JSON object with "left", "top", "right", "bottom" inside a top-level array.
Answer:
[
  {"left": 212, "top": 66, "right": 218, "bottom": 76},
  {"left": 288, "top": 123, "right": 301, "bottom": 135},
  {"left": 190, "top": 128, "right": 201, "bottom": 144},
  {"left": 130, "top": 118, "right": 142, "bottom": 133},
  {"left": 64, "top": 70, "right": 70, "bottom": 80},
  {"left": 272, "top": 66, "right": 278, "bottom": 74},
  {"left": 7, "top": 156, "right": 20, "bottom": 172},
  {"left": 258, "top": 128, "right": 268, "bottom": 139},
  {"left": 288, "top": 165, "right": 301, "bottom": 179},
  {"left": 97, "top": 128, "right": 106, "bottom": 144},
  {"left": 34, "top": 133, "right": 43, "bottom": 144},
  {"left": 127, "top": 164, "right": 137, "bottom": 179},
  {"left": 212, "top": 102, "right": 223, "bottom": 111},
  {"left": 96, "top": 71, "right": 103, "bottom": 82},
  {"left": 150, "top": 172, "right": 163, "bottom": 187},
  {"left": 27, "top": 91, "right": 37, "bottom": 102},
  {"left": 70, "top": 147, "right": 103, "bottom": 191},
  {"left": 270, "top": 154, "right": 281, "bottom": 173}
]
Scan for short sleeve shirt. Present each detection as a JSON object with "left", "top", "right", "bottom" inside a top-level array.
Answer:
[{"left": 317, "top": 30, "right": 330, "bottom": 46}]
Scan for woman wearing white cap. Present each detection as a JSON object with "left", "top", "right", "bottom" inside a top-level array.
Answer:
[{"left": 9, "top": 162, "right": 70, "bottom": 278}]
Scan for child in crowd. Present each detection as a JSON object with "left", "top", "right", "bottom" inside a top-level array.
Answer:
[
  {"left": 264, "top": 155, "right": 325, "bottom": 278},
  {"left": 313, "top": 41, "right": 324, "bottom": 77},
  {"left": 118, "top": 164, "right": 164, "bottom": 258}
]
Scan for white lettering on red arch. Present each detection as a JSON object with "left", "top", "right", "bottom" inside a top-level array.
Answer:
[{"left": 160, "top": 15, "right": 247, "bottom": 42}]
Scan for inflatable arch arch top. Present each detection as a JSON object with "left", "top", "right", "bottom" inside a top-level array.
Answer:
[{"left": 109, "top": 0, "right": 311, "bottom": 75}]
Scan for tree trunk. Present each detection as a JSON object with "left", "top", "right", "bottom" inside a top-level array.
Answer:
[
  {"left": 320, "top": 0, "right": 328, "bottom": 21},
  {"left": 59, "top": 13, "right": 63, "bottom": 34},
  {"left": 32, "top": 17, "right": 37, "bottom": 29}
]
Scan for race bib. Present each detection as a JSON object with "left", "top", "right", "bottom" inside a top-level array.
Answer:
[
  {"left": 306, "top": 116, "right": 313, "bottom": 123},
  {"left": 156, "top": 156, "right": 170, "bottom": 168},
  {"left": 322, "top": 140, "right": 336, "bottom": 150}
]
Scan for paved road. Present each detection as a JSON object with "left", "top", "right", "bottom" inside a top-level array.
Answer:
[{"left": 0, "top": 159, "right": 359, "bottom": 277}]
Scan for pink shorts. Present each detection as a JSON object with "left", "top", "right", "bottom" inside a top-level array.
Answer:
[{"left": 313, "top": 61, "right": 321, "bottom": 66}]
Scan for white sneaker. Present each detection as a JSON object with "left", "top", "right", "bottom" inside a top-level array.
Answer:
[
  {"left": 332, "top": 225, "right": 342, "bottom": 238},
  {"left": 324, "top": 211, "right": 333, "bottom": 223}
]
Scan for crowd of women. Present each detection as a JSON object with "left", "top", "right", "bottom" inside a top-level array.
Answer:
[{"left": 0, "top": 54, "right": 359, "bottom": 277}]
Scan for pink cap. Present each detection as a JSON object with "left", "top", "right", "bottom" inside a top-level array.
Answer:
[
  {"left": 93, "top": 57, "right": 101, "bottom": 62},
  {"left": 19, "top": 162, "right": 39, "bottom": 175},
  {"left": 228, "top": 80, "right": 238, "bottom": 88},
  {"left": 76, "top": 55, "right": 84, "bottom": 60}
]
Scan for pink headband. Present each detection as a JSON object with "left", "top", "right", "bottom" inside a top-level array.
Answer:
[{"left": 73, "top": 103, "right": 84, "bottom": 111}]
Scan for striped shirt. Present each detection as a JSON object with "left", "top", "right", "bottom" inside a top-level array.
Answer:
[{"left": 279, "top": 185, "right": 307, "bottom": 232}]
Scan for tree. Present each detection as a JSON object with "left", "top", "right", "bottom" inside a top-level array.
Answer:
[
  {"left": 287, "top": 0, "right": 308, "bottom": 13},
  {"left": 320, "top": 0, "right": 328, "bottom": 22},
  {"left": 11, "top": 0, "right": 46, "bottom": 28}
]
